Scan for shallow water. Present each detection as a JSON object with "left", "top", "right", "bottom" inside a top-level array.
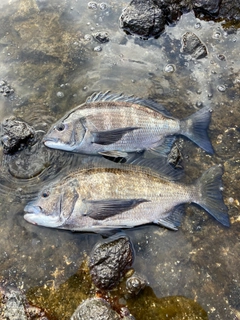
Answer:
[{"left": 0, "top": 0, "right": 239, "bottom": 319}]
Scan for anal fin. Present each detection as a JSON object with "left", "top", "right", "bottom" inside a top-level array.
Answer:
[{"left": 154, "top": 205, "right": 184, "bottom": 230}]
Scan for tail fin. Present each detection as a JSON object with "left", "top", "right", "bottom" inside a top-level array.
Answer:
[
  {"left": 180, "top": 107, "right": 213, "bottom": 154},
  {"left": 195, "top": 166, "right": 230, "bottom": 226}
]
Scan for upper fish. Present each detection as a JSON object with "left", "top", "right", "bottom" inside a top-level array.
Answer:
[
  {"left": 43, "top": 91, "right": 214, "bottom": 158},
  {"left": 24, "top": 164, "right": 230, "bottom": 235}
]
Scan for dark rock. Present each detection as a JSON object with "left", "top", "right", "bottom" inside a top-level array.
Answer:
[
  {"left": 71, "top": 298, "right": 121, "bottom": 320},
  {"left": 119, "top": 0, "right": 166, "bottom": 39},
  {"left": 181, "top": 32, "right": 207, "bottom": 59},
  {"left": 0, "top": 80, "right": 14, "bottom": 97},
  {"left": 1, "top": 118, "right": 35, "bottom": 154},
  {"left": 193, "top": 0, "right": 222, "bottom": 15},
  {"left": 167, "top": 144, "right": 183, "bottom": 168},
  {"left": 93, "top": 32, "right": 109, "bottom": 43},
  {"left": 89, "top": 235, "right": 135, "bottom": 290},
  {"left": 126, "top": 272, "right": 147, "bottom": 295}
]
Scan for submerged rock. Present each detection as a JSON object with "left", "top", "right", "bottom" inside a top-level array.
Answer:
[
  {"left": 181, "top": 32, "right": 207, "bottom": 59},
  {"left": 119, "top": 0, "right": 166, "bottom": 39},
  {"left": 167, "top": 144, "right": 183, "bottom": 169},
  {"left": 89, "top": 235, "right": 135, "bottom": 290},
  {"left": 93, "top": 32, "right": 109, "bottom": 43},
  {"left": 1, "top": 118, "right": 35, "bottom": 154},
  {"left": 71, "top": 298, "right": 121, "bottom": 320},
  {"left": 0, "top": 284, "right": 49, "bottom": 320},
  {"left": 0, "top": 80, "right": 14, "bottom": 97}
]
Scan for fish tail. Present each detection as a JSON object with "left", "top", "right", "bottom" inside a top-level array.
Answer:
[
  {"left": 179, "top": 107, "right": 213, "bottom": 153},
  {"left": 195, "top": 165, "right": 230, "bottom": 226}
]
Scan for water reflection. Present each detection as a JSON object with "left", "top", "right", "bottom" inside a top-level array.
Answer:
[{"left": 0, "top": 0, "right": 239, "bottom": 319}]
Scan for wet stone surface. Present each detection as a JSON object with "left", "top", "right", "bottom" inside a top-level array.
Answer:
[
  {"left": 181, "top": 32, "right": 207, "bottom": 59},
  {"left": 0, "top": 283, "right": 49, "bottom": 320},
  {"left": 71, "top": 298, "right": 122, "bottom": 320},
  {"left": 119, "top": 0, "right": 166, "bottom": 39},
  {"left": 1, "top": 118, "right": 35, "bottom": 154},
  {"left": 0, "top": 80, "right": 14, "bottom": 97},
  {"left": 93, "top": 32, "right": 110, "bottom": 43},
  {"left": 89, "top": 235, "right": 135, "bottom": 291}
]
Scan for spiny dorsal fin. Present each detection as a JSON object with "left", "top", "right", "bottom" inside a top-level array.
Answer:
[{"left": 86, "top": 91, "right": 172, "bottom": 117}]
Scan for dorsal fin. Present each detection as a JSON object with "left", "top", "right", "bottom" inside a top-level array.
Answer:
[{"left": 86, "top": 91, "right": 172, "bottom": 117}]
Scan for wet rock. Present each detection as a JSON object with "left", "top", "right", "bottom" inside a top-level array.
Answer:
[
  {"left": 1, "top": 118, "right": 35, "bottom": 154},
  {"left": 89, "top": 235, "right": 135, "bottom": 290},
  {"left": 193, "top": 0, "right": 221, "bottom": 15},
  {"left": 0, "top": 80, "right": 14, "bottom": 97},
  {"left": 93, "top": 32, "right": 110, "bottom": 43},
  {"left": 119, "top": 0, "right": 166, "bottom": 39},
  {"left": 0, "top": 284, "right": 49, "bottom": 320},
  {"left": 126, "top": 272, "right": 147, "bottom": 295},
  {"left": 181, "top": 32, "right": 207, "bottom": 59},
  {"left": 167, "top": 144, "right": 183, "bottom": 168},
  {"left": 71, "top": 298, "right": 121, "bottom": 320}
]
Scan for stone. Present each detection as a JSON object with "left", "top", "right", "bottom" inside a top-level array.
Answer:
[
  {"left": 1, "top": 118, "right": 35, "bottom": 154},
  {"left": 181, "top": 32, "right": 207, "bottom": 59},
  {"left": 89, "top": 235, "right": 135, "bottom": 290},
  {"left": 119, "top": 0, "right": 166, "bottom": 39}
]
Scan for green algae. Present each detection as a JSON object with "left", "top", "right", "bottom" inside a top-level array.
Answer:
[{"left": 26, "top": 259, "right": 208, "bottom": 320}]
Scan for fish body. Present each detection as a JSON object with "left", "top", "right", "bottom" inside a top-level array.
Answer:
[
  {"left": 43, "top": 92, "right": 213, "bottom": 157},
  {"left": 24, "top": 165, "right": 229, "bottom": 234}
]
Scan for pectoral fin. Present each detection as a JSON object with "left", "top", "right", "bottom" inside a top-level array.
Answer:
[
  {"left": 92, "top": 127, "right": 140, "bottom": 145},
  {"left": 84, "top": 198, "right": 149, "bottom": 220},
  {"left": 98, "top": 150, "right": 129, "bottom": 158}
]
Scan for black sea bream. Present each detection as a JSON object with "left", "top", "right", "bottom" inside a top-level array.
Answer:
[
  {"left": 24, "top": 165, "right": 229, "bottom": 235},
  {"left": 43, "top": 92, "right": 214, "bottom": 158}
]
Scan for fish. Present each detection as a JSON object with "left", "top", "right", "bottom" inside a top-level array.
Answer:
[
  {"left": 43, "top": 91, "right": 214, "bottom": 159},
  {"left": 24, "top": 164, "right": 230, "bottom": 235}
]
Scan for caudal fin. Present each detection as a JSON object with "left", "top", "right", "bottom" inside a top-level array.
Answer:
[
  {"left": 195, "top": 166, "right": 230, "bottom": 226},
  {"left": 180, "top": 107, "right": 214, "bottom": 154}
]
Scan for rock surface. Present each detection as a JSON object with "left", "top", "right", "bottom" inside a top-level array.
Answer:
[
  {"left": 181, "top": 32, "right": 207, "bottom": 59},
  {"left": 71, "top": 298, "right": 121, "bottom": 320},
  {"left": 119, "top": 0, "right": 166, "bottom": 39},
  {"left": 1, "top": 118, "right": 35, "bottom": 154},
  {"left": 89, "top": 235, "right": 135, "bottom": 290}
]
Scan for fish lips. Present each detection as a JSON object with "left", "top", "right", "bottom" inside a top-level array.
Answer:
[
  {"left": 43, "top": 137, "right": 76, "bottom": 151},
  {"left": 24, "top": 204, "right": 42, "bottom": 225}
]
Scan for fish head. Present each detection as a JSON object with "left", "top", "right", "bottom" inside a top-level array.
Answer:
[
  {"left": 24, "top": 180, "right": 79, "bottom": 228},
  {"left": 43, "top": 113, "right": 86, "bottom": 151}
]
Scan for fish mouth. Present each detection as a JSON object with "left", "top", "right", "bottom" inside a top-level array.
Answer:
[{"left": 24, "top": 204, "right": 42, "bottom": 215}]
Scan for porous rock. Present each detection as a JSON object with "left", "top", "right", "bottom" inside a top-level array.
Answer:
[
  {"left": 1, "top": 118, "right": 35, "bottom": 154},
  {"left": 89, "top": 235, "right": 134, "bottom": 290}
]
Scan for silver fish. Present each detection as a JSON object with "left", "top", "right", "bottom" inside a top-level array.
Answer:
[
  {"left": 43, "top": 92, "right": 213, "bottom": 158},
  {"left": 24, "top": 165, "right": 229, "bottom": 235}
]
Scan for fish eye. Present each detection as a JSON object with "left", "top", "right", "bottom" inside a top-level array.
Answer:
[
  {"left": 56, "top": 123, "right": 65, "bottom": 131},
  {"left": 42, "top": 191, "right": 50, "bottom": 198}
]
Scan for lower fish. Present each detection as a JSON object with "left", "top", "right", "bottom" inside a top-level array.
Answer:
[
  {"left": 24, "top": 164, "right": 230, "bottom": 235},
  {"left": 43, "top": 91, "right": 214, "bottom": 159}
]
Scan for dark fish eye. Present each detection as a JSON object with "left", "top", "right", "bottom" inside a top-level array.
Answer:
[
  {"left": 56, "top": 123, "right": 65, "bottom": 131},
  {"left": 42, "top": 191, "right": 50, "bottom": 198}
]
